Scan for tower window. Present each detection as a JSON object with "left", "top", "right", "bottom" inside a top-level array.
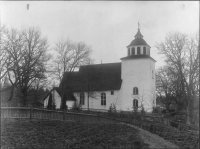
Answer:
[
  {"left": 128, "top": 48, "right": 130, "bottom": 56},
  {"left": 80, "top": 92, "right": 85, "bottom": 105},
  {"left": 111, "top": 91, "right": 114, "bottom": 95},
  {"left": 133, "top": 99, "right": 138, "bottom": 108},
  {"left": 143, "top": 47, "right": 146, "bottom": 55},
  {"left": 133, "top": 87, "right": 138, "bottom": 95},
  {"left": 101, "top": 93, "right": 106, "bottom": 105},
  {"left": 131, "top": 47, "right": 135, "bottom": 55},
  {"left": 137, "top": 47, "right": 140, "bottom": 55}
]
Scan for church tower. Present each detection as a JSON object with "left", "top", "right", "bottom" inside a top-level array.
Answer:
[{"left": 120, "top": 27, "right": 156, "bottom": 112}]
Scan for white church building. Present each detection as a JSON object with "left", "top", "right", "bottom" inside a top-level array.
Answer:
[{"left": 44, "top": 28, "right": 156, "bottom": 112}]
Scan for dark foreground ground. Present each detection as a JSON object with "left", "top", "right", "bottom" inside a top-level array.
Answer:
[{"left": 1, "top": 119, "right": 178, "bottom": 149}]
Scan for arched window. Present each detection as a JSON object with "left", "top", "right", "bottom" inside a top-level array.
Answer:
[
  {"left": 133, "top": 99, "right": 138, "bottom": 108},
  {"left": 143, "top": 47, "right": 146, "bottom": 55},
  {"left": 101, "top": 93, "right": 106, "bottom": 105},
  {"left": 133, "top": 87, "right": 138, "bottom": 95},
  {"left": 128, "top": 48, "right": 130, "bottom": 56},
  {"left": 131, "top": 47, "right": 135, "bottom": 55},
  {"left": 137, "top": 47, "right": 140, "bottom": 55},
  {"left": 80, "top": 93, "right": 84, "bottom": 105}
]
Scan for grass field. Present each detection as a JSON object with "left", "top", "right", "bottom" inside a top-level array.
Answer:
[{"left": 1, "top": 119, "right": 179, "bottom": 149}]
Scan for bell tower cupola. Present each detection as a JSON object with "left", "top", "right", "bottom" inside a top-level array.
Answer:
[{"left": 126, "top": 24, "right": 151, "bottom": 57}]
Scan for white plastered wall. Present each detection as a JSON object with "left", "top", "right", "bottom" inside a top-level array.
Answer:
[
  {"left": 44, "top": 98, "right": 48, "bottom": 108},
  {"left": 73, "top": 90, "right": 121, "bottom": 111},
  {"left": 120, "top": 58, "right": 156, "bottom": 112}
]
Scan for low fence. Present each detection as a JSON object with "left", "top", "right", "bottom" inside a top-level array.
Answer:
[
  {"left": 1, "top": 107, "right": 197, "bottom": 131},
  {"left": 1, "top": 107, "right": 123, "bottom": 123}
]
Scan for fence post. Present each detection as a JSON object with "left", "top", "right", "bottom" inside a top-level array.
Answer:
[
  {"left": 63, "top": 110, "right": 65, "bottom": 121},
  {"left": 30, "top": 107, "right": 33, "bottom": 120}
]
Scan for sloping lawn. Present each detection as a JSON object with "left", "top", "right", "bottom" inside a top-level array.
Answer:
[{"left": 1, "top": 119, "right": 177, "bottom": 149}]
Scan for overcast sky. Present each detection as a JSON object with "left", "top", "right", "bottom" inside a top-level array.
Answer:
[{"left": 1, "top": 1, "right": 199, "bottom": 69}]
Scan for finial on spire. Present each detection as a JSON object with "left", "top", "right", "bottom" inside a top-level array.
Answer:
[
  {"left": 138, "top": 22, "right": 140, "bottom": 30},
  {"left": 134, "top": 23, "right": 143, "bottom": 38}
]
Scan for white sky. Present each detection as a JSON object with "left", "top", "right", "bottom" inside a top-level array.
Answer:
[{"left": 1, "top": 1, "right": 199, "bottom": 69}]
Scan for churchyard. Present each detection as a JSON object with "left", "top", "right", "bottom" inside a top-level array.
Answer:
[{"left": 1, "top": 107, "right": 199, "bottom": 149}]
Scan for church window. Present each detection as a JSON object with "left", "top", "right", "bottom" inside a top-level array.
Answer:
[
  {"left": 137, "top": 47, "right": 140, "bottom": 54},
  {"left": 143, "top": 47, "right": 146, "bottom": 55},
  {"left": 80, "top": 93, "right": 85, "bottom": 105},
  {"left": 128, "top": 48, "right": 130, "bottom": 56},
  {"left": 133, "top": 87, "right": 138, "bottom": 95},
  {"left": 101, "top": 93, "right": 106, "bottom": 105},
  {"left": 111, "top": 91, "right": 114, "bottom": 95},
  {"left": 133, "top": 99, "right": 138, "bottom": 108},
  {"left": 131, "top": 47, "right": 135, "bottom": 55}
]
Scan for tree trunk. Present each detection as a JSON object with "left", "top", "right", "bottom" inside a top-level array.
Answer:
[
  {"left": 87, "top": 93, "right": 89, "bottom": 110},
  {"left": 22, "top": 93, "right": 27, "bottom": 107},
  {"left": 186, "top": 106, "right": 191, "bottom": 124},
  {"left": 7, "top": 85, "right": 15, "bottom": 106},
  {"left": 47, "top": 93, "right": 53, "bottom": 110},
  {"left": 186, "top": 100, "right": 194, "bottom": 124},
  {"left": 61, "top": 92, "right": 67, "bottom": 110},
  {"left": 165, "top": 102, "right": 170, "bottom": 112}
]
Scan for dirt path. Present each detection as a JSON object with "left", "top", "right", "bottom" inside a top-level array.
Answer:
[{"left": 125, "top": 124, "right": 179, "bottom": 149}]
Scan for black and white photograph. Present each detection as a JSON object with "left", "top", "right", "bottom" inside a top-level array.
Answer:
[{"left": 0, "top": 1, "right": 199, "bottom": 149}]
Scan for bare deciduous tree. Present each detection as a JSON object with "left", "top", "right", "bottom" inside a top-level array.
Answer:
[
  {"left": 3, "top": 27, "right": 51, "bottom": 106},
  {"left": 52, "top": 40, "right": 93, "bottom": 82},
  {"left": 156, "top": 66, "right": 181, "bottom": 111},
  {"left": 0, "top": 26, "right": 12, "bottom": 80},
  {"left": 53, "top": 39, "right": 93, "bottom": 109},
  {"left": 156, "top": 31, "right": 199, "bottom": 124}
]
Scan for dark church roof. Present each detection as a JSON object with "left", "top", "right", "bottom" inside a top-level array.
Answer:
[
  {"left": 121, "top": 55, "right": 156, "bottom": 62},
  {"left": 54, "top": 87, "right": 76, "bottom": 101},
  {"left": 60, "top": 63, "right": 122, "bottom": 92},
  {"left": 127, "top": 38, "right": 149, "bottom": 47}
]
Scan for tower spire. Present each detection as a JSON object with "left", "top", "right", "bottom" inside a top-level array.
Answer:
[
  {"left": 134, "top": 22, "right": 143, "bottom": 39},
  {"left": 138, "top": 22, "right": 140, "bottom": 30}
]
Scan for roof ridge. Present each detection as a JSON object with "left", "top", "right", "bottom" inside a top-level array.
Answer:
[{"left": 81, "top": 62, "right": 121, "bottom": 67}]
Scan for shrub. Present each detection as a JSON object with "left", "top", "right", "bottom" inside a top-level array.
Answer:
[
  {"left": 161, "top": 109, "right": 166, "bottom": 114},
  {"left": 132, "top": 106, "right": 138, "bottom": 113},
  {"left": 71, "top": 102, "right": 81, "bottom": 112},
  {"left": 152, "top": 106, "right": 160, "bottom": 113},
  {"left": 108, "top": 103, "right": 116, "bottom": 113},
  {"left": 141, "top": 106, "right": 145, "bottom": 116},
  {"left": 170, "top": 121, "right": 179, "bottom": 128}
]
